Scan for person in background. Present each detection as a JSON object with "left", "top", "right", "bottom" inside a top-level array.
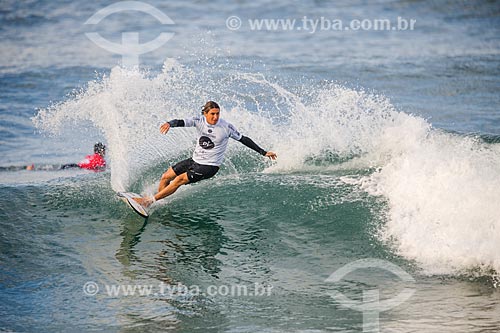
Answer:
[
  {"left": 60, "top": 142, "right": 106, "bottom": 171},
  {"left": 23, "top": 142, "right": 107, "bottom": 171}
]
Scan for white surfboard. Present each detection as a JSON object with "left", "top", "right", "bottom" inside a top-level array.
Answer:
[{"left": 117, "top": 192, "right": 149, "bottom": 218}]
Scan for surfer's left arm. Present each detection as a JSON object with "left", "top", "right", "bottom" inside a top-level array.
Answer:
[{"left": 238, "top": 136, "right": 277, "bottom": 160}]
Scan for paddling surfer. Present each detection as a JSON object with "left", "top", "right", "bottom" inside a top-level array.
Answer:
[{"left": 6, "top": 142, "right": 107, "bottom": 172}]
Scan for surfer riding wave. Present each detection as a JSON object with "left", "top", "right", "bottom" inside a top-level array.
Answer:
[{"left": 134, "top": 101, "right": 277, "bottom": 207}]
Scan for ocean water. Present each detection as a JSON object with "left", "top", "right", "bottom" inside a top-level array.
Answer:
[{"left": 1, "top": 0, "right": 500, "bottom": 332}]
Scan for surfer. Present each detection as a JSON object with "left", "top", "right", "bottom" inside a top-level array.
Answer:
[
  {"left": 23, "top": 142, "right": 106, "bottom": 171},
  {"left": 135, "top": 101, "right": 277, "bottom": 207}
]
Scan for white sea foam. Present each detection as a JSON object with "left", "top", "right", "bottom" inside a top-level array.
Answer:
[
  {"left": 34, "top": 60, "right": 199, "bottom": 191},
  {"left": 360, "top": 131, "right": 500, "bottom": 275},
  {"left": 256, "top": 75, "right": 500, "bottom": 276},
  {"left": 286, "top": 83, "right": 500, "bottom": 276}
]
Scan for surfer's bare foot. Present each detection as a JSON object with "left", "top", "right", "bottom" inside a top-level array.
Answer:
[{"left": 133, "top": 196, "right": 154, "bottom": 208}]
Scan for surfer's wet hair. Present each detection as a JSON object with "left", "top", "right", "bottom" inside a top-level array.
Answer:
[
  {"left": 94, "top": 142, "right": 106, "bottom": 155},
  {"left": 202, "top": 101, "right": 220, "bottom": 114}
]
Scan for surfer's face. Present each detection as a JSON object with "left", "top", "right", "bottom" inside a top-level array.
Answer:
[{"left": 204, "top": 108, "right": 220, "bottom": 125}]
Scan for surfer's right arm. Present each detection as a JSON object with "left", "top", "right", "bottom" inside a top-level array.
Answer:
[
  {"left": 160, "top": 118, "right": 198, "bottom": 134},
  {"left": 160, "top": 119, "right": 184, "bottom": 134}
]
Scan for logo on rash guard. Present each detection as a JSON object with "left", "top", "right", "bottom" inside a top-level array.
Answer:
[
  {"left": 199, "top": 136, "right": 215, "bottom": 149},
  {"left": 228, "top": 124, "right": 240, "bottom": 137}
]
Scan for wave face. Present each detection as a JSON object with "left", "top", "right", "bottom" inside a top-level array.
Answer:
[{"left": 33, "top": 60, "right": 500, "bottom": 277}]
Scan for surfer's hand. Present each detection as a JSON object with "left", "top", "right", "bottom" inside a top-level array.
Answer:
[
  {"left": 265, "top": 151, "right": 277, "bottom": 160},
  {"left": 160, "top": 122, "right": 171, "bottom": 134}
]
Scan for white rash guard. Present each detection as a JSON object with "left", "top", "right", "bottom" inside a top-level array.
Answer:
[{"left": 183, "top": 116, "right": 243, "bottom": 166}]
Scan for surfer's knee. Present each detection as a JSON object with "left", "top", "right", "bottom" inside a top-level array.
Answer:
[
  {"left": 160, "top": 173, "right": 170, "bottom": 185},
  {"left": 172, "top": 173, "right": 189, "bottom": 186},
  {"left": 161, "top": 167, "right": 176, "bottom": 181}
]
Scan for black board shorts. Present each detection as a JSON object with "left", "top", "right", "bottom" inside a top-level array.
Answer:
[{"left": 172, "top": 158, "right": 219, "bottom": 184}]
